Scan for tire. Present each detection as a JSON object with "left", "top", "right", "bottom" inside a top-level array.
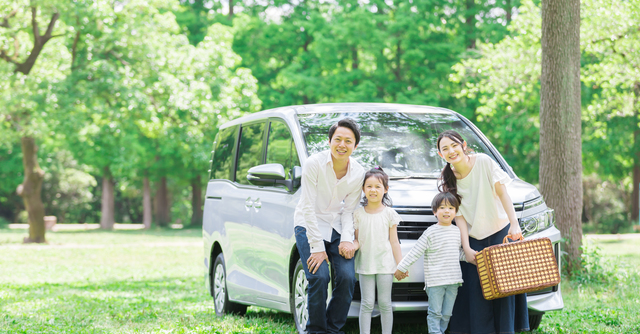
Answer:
[
  {"left": 529, "top": 312, "right": 544, "bottom": 330},
  {"left": 290, "top": 258, "right": 309, "bottom": 334},
  {"left": 212, "top": 253, "right": 247, "bottom": 316}
]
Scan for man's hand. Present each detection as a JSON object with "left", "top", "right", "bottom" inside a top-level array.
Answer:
[
  {"left": 394, "top": 270, "right": 408, "bottom": 281},
  {"left": 307, "top": 251, "right": 328, "bottom": 274},
  {"left": 338, "top": 241, "right": 357, "bottom": 259}
]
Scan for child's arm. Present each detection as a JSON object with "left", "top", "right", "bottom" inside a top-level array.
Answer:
[
  {"left": 456, "top": 215, "right": 477, "bottom": 265},
  {"left": 353, "top": 229, "right": 360, "bottom": 251},
  {"left": 389, "top": 225, "right": 402, "bottom": 266},
  {"left": 396, "top": 231, "right": 430, "bottom": 275}
]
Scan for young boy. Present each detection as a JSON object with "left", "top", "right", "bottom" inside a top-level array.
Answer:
[{"left": 394, "top": 192, "right": 464, "bottom": 334}]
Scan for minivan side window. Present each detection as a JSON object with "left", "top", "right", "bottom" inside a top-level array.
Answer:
[
  {"left": 236, "top": 122, "right": 266, "bottom": 185},
  {"left": 211, "top": 125, "right": 239, "bottom": 181},
  {"left": 266, "top": 120, "right": 300, "bottom": 180}
]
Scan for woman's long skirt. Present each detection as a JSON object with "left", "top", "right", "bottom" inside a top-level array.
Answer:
[{"left": 449, "top": 224, "right": 530, "bottom": 334}]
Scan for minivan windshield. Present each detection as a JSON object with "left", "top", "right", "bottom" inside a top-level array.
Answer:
[{"left": 298, "top": 112, "right": 495, "bottom": 178}]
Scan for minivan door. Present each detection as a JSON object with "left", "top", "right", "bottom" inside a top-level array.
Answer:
[
  {"left": 246, "top": 119, "right": 302, "bottom": 311},
  {"left": 221, "top": 121, "right": 267, "bottom": 304}
]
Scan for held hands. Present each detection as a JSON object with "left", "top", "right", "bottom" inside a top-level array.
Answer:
[
  {"left": 394, "top": 270, "right": 409, "bottom": 281},
  {"left": 339, "top": 241, "right": 357, "bottom": 259},
  {"left": 464, "top": 247, "right": 478, "bottom": 266},
  {"left": 307, "top": 251, "right": 328, "bottom": 274}
]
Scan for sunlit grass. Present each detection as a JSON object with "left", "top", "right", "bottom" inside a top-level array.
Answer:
[{"left": 1, "top": 228, "right": 639, "bottom": 333}]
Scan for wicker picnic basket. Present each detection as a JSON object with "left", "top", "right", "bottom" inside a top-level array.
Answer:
[{"left": 475, "top": 236, "right": 560, "bottom": 300}]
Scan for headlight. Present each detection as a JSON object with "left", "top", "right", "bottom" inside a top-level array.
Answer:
[{"left": 520, "top": 208, "right": 555, "bottom": 237}]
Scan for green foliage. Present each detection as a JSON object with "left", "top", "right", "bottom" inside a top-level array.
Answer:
[
  {"left": 41, "top": 150, "right": 97, "bottom": 224},
  {"left": 582, "top": 174, "right": 634, "bottom": 234}
]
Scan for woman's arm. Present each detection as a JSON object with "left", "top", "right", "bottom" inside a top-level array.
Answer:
[
  {"left": 495, "top": 181, "right": 523, "bottom": 240},
  {"left": 456, "top": 215, "right": 477, "bottom": 265}
]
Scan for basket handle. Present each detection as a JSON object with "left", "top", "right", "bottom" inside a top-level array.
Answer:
[{"left": 503, "top": 234, "right": 524, "bottom": 243}]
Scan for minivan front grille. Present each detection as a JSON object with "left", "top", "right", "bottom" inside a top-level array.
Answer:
[
  {"left": 353, "top": 282, "right": 427, "bottom": 302},
  {"left": 394, "top": 206, "right": 437, "bottom": 240}
]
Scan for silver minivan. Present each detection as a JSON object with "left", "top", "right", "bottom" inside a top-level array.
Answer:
[{"left": 202, "top": 103, "right": 563, "bottom": 333}]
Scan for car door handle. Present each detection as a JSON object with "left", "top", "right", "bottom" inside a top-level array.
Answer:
[
  {"left": 245, "top": 197, "right": 253, "bottom": 211},
  {"left": 253, "top": 198, "right": 262, "bottom": 210}
]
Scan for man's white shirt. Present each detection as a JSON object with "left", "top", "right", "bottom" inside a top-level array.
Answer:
[{"left": 294, "top": 150, "right": 365, "bottom": 253}]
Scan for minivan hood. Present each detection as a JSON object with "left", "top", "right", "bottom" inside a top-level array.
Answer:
[{"left": 388, "top": 178, "right": 541, "bottom": 208}]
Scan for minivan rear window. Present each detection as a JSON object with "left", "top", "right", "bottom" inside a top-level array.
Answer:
[
  {"left": 298, "top": 112, "right": 494, "bottom": 178},
  {"left": 211, "top": 125, "right": 239, "bottom": 180}
]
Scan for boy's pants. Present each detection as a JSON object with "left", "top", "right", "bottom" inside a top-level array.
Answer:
[{"left": 426, "top": 283, "right": 460, "bottom": 334}]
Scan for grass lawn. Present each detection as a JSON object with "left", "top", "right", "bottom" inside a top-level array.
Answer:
[{"left": 1, "top": 228, "right": 638, "bottom": 333}]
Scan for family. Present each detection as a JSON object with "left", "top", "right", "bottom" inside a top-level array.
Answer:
[{"left": 294, "top": 118, "right": 530, "bottom": 334}]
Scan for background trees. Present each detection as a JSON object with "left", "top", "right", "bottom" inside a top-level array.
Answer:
[{"left": 1, "top": 0, "right": 637, "bottom": 248}]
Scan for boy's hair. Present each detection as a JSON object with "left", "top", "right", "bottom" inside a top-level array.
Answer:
[
  {"left": 361, "top": 166, "right": 392, "bottom": 207},
  {"left": 431, "top": 192, "right": 460, "bottom": 213},
  {"left": 328, "top": 118, "right": 361, "bottom": 146}
]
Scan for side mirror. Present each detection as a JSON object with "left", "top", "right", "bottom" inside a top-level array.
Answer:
[
  {"left": 247, "top": 164, "right": 294, "bottom": 191},
  {"left": 292, "top": 166, "right": 302, "bottom": 189}
]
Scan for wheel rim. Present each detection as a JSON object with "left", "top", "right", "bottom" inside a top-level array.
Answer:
[
  {"left": 214, "top": 263, "right": 226, "bottom": 312},
  {"left": 294, "top": 269, "right": 308, "bottom": 331}
]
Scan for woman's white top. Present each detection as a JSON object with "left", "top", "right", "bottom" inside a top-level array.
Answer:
[
  {"left": 456, "top": 153, "right": 512, "bottom": 240},
  {"left": 354, "top": 206, "right": 401, "bottom": 275}
]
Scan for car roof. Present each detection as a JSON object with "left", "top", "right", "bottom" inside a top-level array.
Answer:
[{"left": 219, "top": 103, "right": 456, "bottom": 129}]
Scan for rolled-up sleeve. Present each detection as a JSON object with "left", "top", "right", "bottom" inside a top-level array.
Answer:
[
  {"left": 339, "top": 179, "right": 363, "bottom": 243},
  {"left": 299, "top": 157, "right": 325, "bottom": 253}
]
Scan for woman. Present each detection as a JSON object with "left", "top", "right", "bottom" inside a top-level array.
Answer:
[{"left": 436, "top": 130, "right": 529, "bottom": 334}]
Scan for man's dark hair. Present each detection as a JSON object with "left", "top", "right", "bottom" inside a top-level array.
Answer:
[
  {"left": 431, "top": 191, "right": 460, "bottom": 213},
  {"left": 328, "top": 118, "right": 361, "bottom": 146}
]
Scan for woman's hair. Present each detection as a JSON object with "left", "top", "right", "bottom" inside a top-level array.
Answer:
[
  {"left": 431, "top": 191, "right": 460, "bottom": 213},
  {"left": 436, "top": 130, "right": 467, "bottom": 203},
  {"left": 361, "top": 166, "right": 393, "bottom": 207}
]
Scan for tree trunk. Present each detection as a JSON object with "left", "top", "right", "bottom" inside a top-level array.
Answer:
[
  {"left": 16, "top": 136, "right": 46, "bottom": 243},
  {"left": 229, "top": 0, "right": 234, "bottom": 18},
  {"left": 155, "top": 177, "right": 170, "bottom": 227},
  {"left": 632, "top": 82, "right": 640, "bottom": 224},
  {"left": 506, "top": 0, "right": 512, "bottom": 24},
  {"left": 143, "top": 176, "right": 152, "bottom": 229},
  {"left": 540, "top": 0, "right": 582, "bottom": 272},
  {"left": 191, "top": 176, "right": 203, "bottom": 227},
  {"left": 465, "top": 0, "right": 477, "bottom": 49},
  {"left": 100, "top": 167, "right": 115, "bottom": 230}
]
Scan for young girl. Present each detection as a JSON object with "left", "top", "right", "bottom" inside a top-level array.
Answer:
[
  {"left": 353, "top": 166, "right": 403, "bottom": 334},
  {"left": 436, "top": 130, "right": 529, "bottom": 334}
]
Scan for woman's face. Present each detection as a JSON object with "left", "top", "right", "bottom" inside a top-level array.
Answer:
[{"left": 438, "top": 136, "right": 467, "bottom": 164}]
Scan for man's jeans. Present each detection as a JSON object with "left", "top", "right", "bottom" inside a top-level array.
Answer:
[
  {"left": 426, "top": 284, "right": 460, "bottom": 334},
  {"left": 295, "top": 226, "right": 356, "bottom": 334}
]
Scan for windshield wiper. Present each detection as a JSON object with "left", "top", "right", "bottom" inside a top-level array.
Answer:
[{"left": 388, "top": 175, "right": 436, "bottom": 180}]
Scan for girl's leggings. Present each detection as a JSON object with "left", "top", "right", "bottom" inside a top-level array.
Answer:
[{"left": 358, "top": 274, "right": 394, "bottom": 334}]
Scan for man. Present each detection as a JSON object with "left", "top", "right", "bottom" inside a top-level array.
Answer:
[{"left": 294, "top": 118, "right": 365, "bottom": 334}]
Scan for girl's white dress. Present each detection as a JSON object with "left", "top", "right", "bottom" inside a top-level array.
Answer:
[{"left": 354, "top": 206, "right": 401, "bottom": 275}]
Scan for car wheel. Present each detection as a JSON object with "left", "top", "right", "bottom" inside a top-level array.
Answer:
[
  {"left": 290, "top": 258, "right": 308, "bottom": 334},
  {"left": 529, "top": 312, "right": 544, "bottom": 330},
  {"left": 212, "top": 253, "right": 247, "bottom": 316}
]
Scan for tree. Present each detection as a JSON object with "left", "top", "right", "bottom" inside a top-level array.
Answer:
[
  {"left": 0, "top": 2, "right": 67, "bottom": 242},
  {"left": 540, "top": 0, "right": 582, "bottom": 270}
]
